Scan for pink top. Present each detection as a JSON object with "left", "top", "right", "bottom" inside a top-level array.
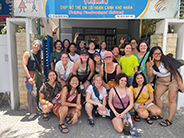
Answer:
[{"left": 113, "top": 89, "right": 129, "bottom": 109}]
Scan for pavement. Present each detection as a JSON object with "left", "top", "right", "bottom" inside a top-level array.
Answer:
[{"left": 0, "top": 105, "right": 184, "bottom": 138}]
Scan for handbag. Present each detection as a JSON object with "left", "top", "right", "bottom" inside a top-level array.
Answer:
[
  {"left": 92, "top": 84, "right": 102, "bottom": 103},
  {"left": 129, "top": 85, "right": 144, "bottom": 116},
  {"left": 32, "top": 52, "right": 46, "bottom": 83}
]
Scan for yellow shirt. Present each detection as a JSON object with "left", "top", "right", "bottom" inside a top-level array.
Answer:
[
  {"left": 119, "top": 55, "right": 139, "bottom": 77},
  {"left": 129, "top": 84, "right": 153, "bottom": 104}
]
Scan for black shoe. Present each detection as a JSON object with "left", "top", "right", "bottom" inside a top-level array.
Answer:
[
  {"left": 94, "top": 110, "right": 100, "bottom": 118},
  {"left": 88, "top": 118, "right": 94, "bottom": 127}
]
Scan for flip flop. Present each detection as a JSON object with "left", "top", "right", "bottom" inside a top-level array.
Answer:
[
  {"left": 65, "top": 116, "right": 73, "bottom": 124},
  {"left": 58, "top": 123, "right": 69, "bottom": 134},
  {"left": 160, "top": 119, "right": 172, "bottom": 127}
]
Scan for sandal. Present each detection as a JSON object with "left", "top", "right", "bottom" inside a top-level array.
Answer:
[
  {"left": 134, "top": 115, "right": 141, "bottom": 122},
  {"left": 58, "top": 123, "right": 69, "bottom": 134},
  {"left": 65, "top": 116, "right": 73, "bottom": 124},
  {"left": 157, "top": 115, "right": 163, "bottom": 119},
  {"left": 43, "top": 113, "right": 49, "bottom": 121},
  {"left": 146, "top": 116, "right": 153, "bottom": 124},
  {"left": 151, "top": 115, "right": 158, "bottom": 120},
  {"left": 160, "top": 119, "right": 172, "bottom": 127}
]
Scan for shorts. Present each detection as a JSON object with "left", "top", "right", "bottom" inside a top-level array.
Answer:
[
  {"left": 110, "top": 107, "right": 125, "bottom": 120},
  {"left": 38, "top": 102, "right": 42, "bottom": 109},
  {"left": 155, "top": 75, "right": 178, "bottom": 92},
  {"left": 134, "top": 102, "right": 154, "bottom": 110}
]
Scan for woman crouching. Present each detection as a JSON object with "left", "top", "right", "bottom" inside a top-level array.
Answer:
[
  {"left": 55, "top": 75, "right": 81, "bottom": 134},
  {"left": 85, "top": 74, "right": 109, "bottom": 127},
  {"left": 108, "top": 73, "right": 134, "bottom": 133}
]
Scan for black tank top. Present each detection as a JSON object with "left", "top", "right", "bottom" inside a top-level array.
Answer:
[
  {"left": 27, "top": 51, "right": 41, "bottom": 72},
  {"left": 103, "top": 63, "right": 118, "bottom": 83}
]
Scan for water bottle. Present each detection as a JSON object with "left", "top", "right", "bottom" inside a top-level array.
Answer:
[
  {"left": 123, "top": 117, "right": 130, "bottom": 135},
  {"left": 80, "top": 82, "right": 86, "bottom": 97}
]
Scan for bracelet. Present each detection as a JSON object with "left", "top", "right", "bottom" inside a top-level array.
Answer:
[
  {"left": 27, "top": 76, "right": 31, "bottom": 80},
  {"left": 148, "top": 67, "right": 152, "bottom": 71},
  {"left": 74, "top": 111, "right": 79, "bottom": 115},
  {"left": 53, "top": 31, "right": 56, "bottom": 34}
]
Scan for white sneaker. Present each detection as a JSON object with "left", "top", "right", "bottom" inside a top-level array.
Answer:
[{"left": 28, "top": 113, "right": 37, "bottom": 120}]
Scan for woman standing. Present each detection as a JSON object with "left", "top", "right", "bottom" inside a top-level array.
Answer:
[
  {"left": 119, "top": 44, "right": 139, "bottom": 85},
  {"left": 129, "top": 71, "right": 161, "bottom": 124},
  {"left": 146, "top": 46, "right": 184, "bottom": 127},
  {"left": 130, "top": 38, "right": 138, "bottom": 55},
  {"left": 99, "top": 51, "right": 121, "bottom": 91},
  {"left": 22, "top": 40, "right": 42, "bottom": 120},
  {"left": 56, "top": 75, "right": 81, "bottom": 133},
  {"left": 111, "top": 46, "right": 122, "bottom": 63},
  {"left": 134, "top": 40, "right": 150, "bottom": 83},
  {"left": 108, "top": 73, "right": 134, "bottom": 133},
  {"left": 73, "top": 49, "right": 94, "bottom": 90},
  {"left": 39, "top": 70, "right": 62, "bottom": 121},
  {"left": 85, "top": 75, "right": 108, "bottom": 127},
  {"left": 88, "top": 40, "right": 97, "bottom": 60},
  {"left": 63, "top": 39, "right": 70, "bottom": 52},
  {"left": 93, "top": 52, "right": 102, "bottom": 74},
  {"left": 96, "top": 41, "right": 107, "bottom": 60},
  {"left": 55, "top": 52, "right": 74, "bottom": 87}
]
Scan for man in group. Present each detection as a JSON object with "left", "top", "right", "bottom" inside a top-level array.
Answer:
[{"left": 50, "top": 40, "right": 64, "bottom": 70}]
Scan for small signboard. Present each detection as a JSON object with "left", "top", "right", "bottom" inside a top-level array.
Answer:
[{"left": 0, "top": 0, "right": 11, "bottom": 22}]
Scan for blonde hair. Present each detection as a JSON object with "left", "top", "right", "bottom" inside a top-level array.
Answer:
[{"left": 92, "top": 74, "right": 103, "bottom": 84}]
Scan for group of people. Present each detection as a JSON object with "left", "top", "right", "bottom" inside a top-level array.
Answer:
[{"left": 22, "top": 36, "right": 184, "bottom": 135}]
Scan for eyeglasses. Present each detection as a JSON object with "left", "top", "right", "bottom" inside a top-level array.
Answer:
[
  {"left": 154, "top": 52, "right": 161, "bottom": 56},
  {"left": 34, "top": 44, "right": 40, "bottom": 47},
  {"left": 71, "top": 79, "right": 79, "bottom": 83},
  {"left": 80, "top": 43, "right": 84, "bottom": 45}
]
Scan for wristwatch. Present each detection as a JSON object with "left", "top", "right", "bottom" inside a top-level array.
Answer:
[{"left": 143, "top": 103, "right": 146, "bottom": 107}]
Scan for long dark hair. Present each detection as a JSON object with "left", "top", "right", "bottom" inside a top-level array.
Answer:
[
  {"left": 147, "top": 46, "right": 182, "bottom": 79},
  {"left": 66, "top": 75, "right": 81, "bottom": 94},
  {"left": 132, "top": 71, "right": 147, "bottom": 88},
  {"left": 99, "top": 41, "right": 106, "bottom": 52},
  {"left": 111, "top": 45, "right": 120, "bottom": 55},
  {"left": 46, "top": 70, "right": 58, "bottom": 82},
  {"left": 115, "top": 73, "right": 129, "bottom": 87}
]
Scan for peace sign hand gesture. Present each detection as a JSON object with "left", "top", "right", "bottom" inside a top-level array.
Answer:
[{"left": 149, "top": 57, "right": 155, "bottom": 68}]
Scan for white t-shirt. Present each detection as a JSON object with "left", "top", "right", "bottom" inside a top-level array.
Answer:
[
  {"left": 86, "top": 85, "right": 107, "bottom": 103},
  {"left": 55, "top": 60, "right": 74, "bottom": 81},
  {"left": 96, "top": 49, "right": 107, "bottom": 60},
  {"left": 152, "top": 62, "right": 170, "bottom": 77},
  {"left": 69, "top": 53, "right": 80, "bottom": 62}
]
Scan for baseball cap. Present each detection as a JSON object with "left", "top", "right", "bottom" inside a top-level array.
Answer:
[
  {"left": 104, "top": 51, "right": 113, "bottom": 58},
  {"left": 80, "top": 49, "right": 89, "bottom": 55},
  {"left": 93, "top": 52, "right": 101, "bottom": 57}
]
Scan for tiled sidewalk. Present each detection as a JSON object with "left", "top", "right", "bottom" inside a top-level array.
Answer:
[{"left": 0, "top": 107, "right": 184, "bottom": 138}]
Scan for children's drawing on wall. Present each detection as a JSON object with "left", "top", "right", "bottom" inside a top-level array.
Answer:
[
  {"left": 31, "top": 0, "right": 37, "bottom": 12},
  {"left": 18, "top": 0, "right": 27, "bottom": 12},
  {"left": 144, "top": 0, "right": 179, "bottom": 18}
]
